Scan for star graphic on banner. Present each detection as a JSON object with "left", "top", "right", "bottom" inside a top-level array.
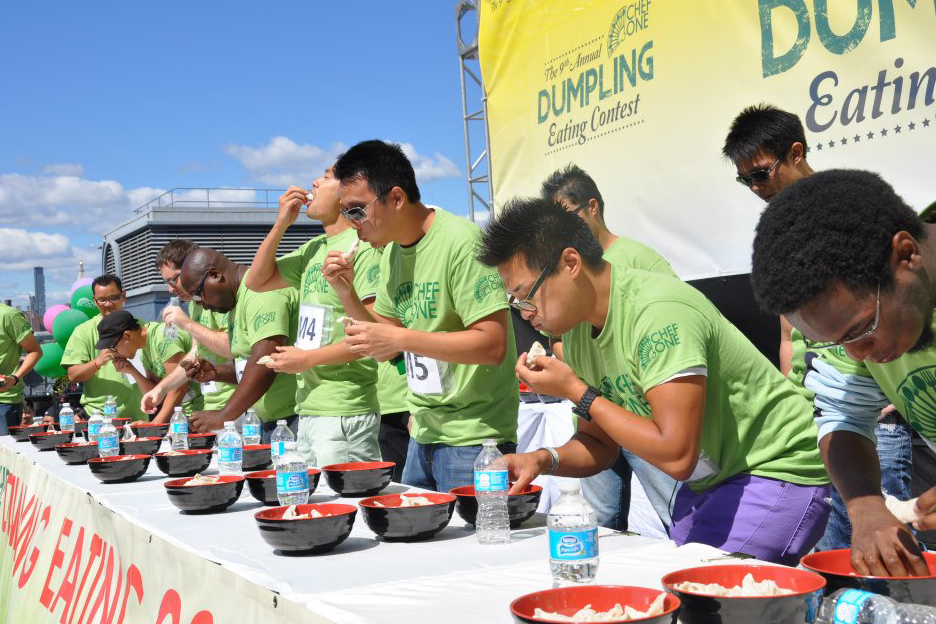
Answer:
[
  {"left": 881, "top": 127, "right": 889, "bottom": 136},
  {"left": 894, "top": 125, "right": 902, "bottom": 133},
  {"left": 828, "top": 140, "right": 836, "bottom": 148},
  {"left": 908, "top": 121, "right": 916, "bottom": 131},
  {"left": 841, "top": 137, "right": 848, "bottom": 145},
  {"left": 816, "top": 142, "right": 823, "bottom": 151},
  {"left": 854, "top": 134, "right": 861, "bottom": 142},
  {"left": 867, "top": 131, "right": 875, "bottom": 139},
  {"left": 924, "top": 118, "right": 932, "bottom": 128}
]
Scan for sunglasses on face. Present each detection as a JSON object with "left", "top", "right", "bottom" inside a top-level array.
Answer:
[
  {"left": 190, "top": 269, "right": 212, "bottom": 304},
  {"left": 735, "top": 158, "right": 781, "bottom": 187},
  {"left": 340, "top": 192, "right": 385, "bottom": 222}
]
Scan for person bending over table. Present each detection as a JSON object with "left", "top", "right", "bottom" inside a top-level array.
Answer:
[
  {"left": 0, "top": 302, "right": 41, "bottom": 434},
  {"left": 476, "top": 198, "right": 831, "bottom": 566}
]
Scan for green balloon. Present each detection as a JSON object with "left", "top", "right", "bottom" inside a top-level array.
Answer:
[
  {"left": 52, "top": 309, "right": 89, "bottom": 348},
  {"left": 71, "top": 285, "right": 99, "bottom": 318},
  {"left": 35, "top": 342, "right": 66, "bottom": 378}
]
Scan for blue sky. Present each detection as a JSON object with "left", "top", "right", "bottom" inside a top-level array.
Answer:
[{"left": 0, "top": 1, "right": 479, "bottom": 309}]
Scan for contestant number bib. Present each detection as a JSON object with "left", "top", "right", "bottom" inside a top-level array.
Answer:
[
  {"left": 200, "top": 381, "right": 218, "bottom": 394},
  {"left": 235, "top": 358, "right": 247, "bottom": 383},
  {"left": 404, "top": 352, "right": 443, "bottom": 395},
  {"left": 296, "top": 304, "right": 328, "bottom": 350}
]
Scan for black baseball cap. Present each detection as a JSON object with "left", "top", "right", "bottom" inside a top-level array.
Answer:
[{"left": 94, "top": 310, "right": 141, "bottom": 350}]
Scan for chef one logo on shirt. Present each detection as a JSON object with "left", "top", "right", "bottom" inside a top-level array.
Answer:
[
  {"left": 302, "top": 263, "right": 329, "bottom": 297},
  {"left": 637, "top": 323, "right": 680, "bottom": 370},
  {"left": 599, "top": 373, "right": 651, "bottom": 416},
  {"left": 367, "top": 264, "right": 380, "bottom": 284},
  {"left": 392, "top": 281, "right": 440, "bottom": 327},
  {"left": 253, "top": 311, "right": 277, "bottom": 332},
  {"left": 896, "top": 366, "right": 936, "bottom": 441},
  {"left": 473, "top": 275, "right": 505, "bottom": 304}
]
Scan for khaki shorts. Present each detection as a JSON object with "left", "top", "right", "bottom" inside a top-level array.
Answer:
[{"left": 296, "top": 412, "right": 381, "bottom": 468}]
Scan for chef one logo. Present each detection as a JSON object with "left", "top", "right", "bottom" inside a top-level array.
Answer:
[
  {"left": 253, "top": 311, "right": 277, "bottom": 332},
  {"left": 896, "top": 366, "right": 936, "bottom": 441},
  {"left": 367, "top": 264, "right": 380, "bottom": 284},
  {"left": 474, "top": 275, "right": 504, "bottom": 304},
  {"left": 302, "top": 263, "right": 329, "bottom": 296},
  {"left": 77, "top": 297, "right": 94, "bottom": 309}
]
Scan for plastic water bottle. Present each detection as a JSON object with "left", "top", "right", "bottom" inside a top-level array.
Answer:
[
  {"left": 276, "top": 442, "right": 310, "bottom": 505},
  {"left": 270, "top": 419, "right": 296, "bottom": 467},
  {"left": 474, "top": 439, "right": 511, "bottom": 545},
  {"left": 97, "top": 417, "right": 119, "bottom": 457},
  {"left": 169, "top": 407, "right": 189, "bottom": 451},
  {"left": 103, "top": 395, "right": 118, "bottom": 419},
  {"left": 87, "top": 410, "right": 104, "bottom": 443},
  {"left": 814, "top": 588, "right": 936, "bottom": 623},
  {"left": 218, "top": 421, "right": 243, "bottom": 475},
  {"left": 241, "top": 409, "right": 261, "bottom": 446},
  {"left": 548, "top": 481, "right": 599, "bottom": 585},
  {"left": 164, "top": 296, "right": 180, "bottom": 341},
  {"left": 59, "top": 403, "right": 75, "bottom": 432}
]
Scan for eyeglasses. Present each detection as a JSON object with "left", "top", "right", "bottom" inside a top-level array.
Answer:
[
  {"left": 190, "top": 269, "right": 212, "bottom": 304},
  {"left": 508, "top": 263, "right": 552, "bottom": 313},
  {"left": 735, "top": 158, "right": 781, "bottom": 187},
  {"left": 341, "top": 192, "right": 385, "bottom": 223},
  {"left": 94, "top": 295, "right": 123, "bottom": 304},
  {"left": 164, "top": 273, "right": 180, "bottom": 287},
  {"left": 804, "top": 283, "right": 881, "bottom": 350}
]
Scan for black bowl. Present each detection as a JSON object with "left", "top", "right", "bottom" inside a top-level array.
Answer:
[
  {"left": 187, "top": 433, "right": 216, "bottom": 450},
  {"left": 450, "top": 484, "right": 543, "bottom": 528},
  {"left": 322, "top": 461, "right": 395, "bottom": 497},
  {"left": 9, "top": 424, "right": 47, "bottom": 441},
  {"left": 661, "top": 565, "right": 825, "bottom": 624},
  {"left": 55, "top": 442, "right": 99, "bottom": 464},
  {"left": 245, "top": 468, "right": 321, "bottom": 505},
  {"left": 29, "top": 430, "right": 73, "bottom": 451},
  {"left": 254, "top": 504, "right": 357, "bottom": 555},
  {"left": 154, "top": 449, "right": 214, "bottom": 477},
  {"left": 511, "top": 586, "right": 680, "bottom": 624},
  {"left": 164, "top": 475, "right": 244, "bottom": 513},
  {"left": 802, "top": 549, "right": 936, "bottom": 606},
  {"left": 120, "top": 436, "right": 162, "bottom": 456},
  {"left": 242, "top": 444, "right": 272, "bottom": 471},
  {"left": 131, "top": 422, "right": 170, "bottom": 438},
  {"left": 87, "top": 454, "right": 152, "bottom": 483},
  {"left": 359, "top": 492, "right": 455, "bottom": 541}
]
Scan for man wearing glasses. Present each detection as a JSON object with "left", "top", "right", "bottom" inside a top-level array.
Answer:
[
  {"left": 752, "top": 169, "right": 936, "bottom": 577},
  {"left": 246, "top": 165, "right": 387, "bottom": 466},
  {"left": 724, "top": 105, "right": 915, "bottom": 558},
  {"left": 477, "top": 198, "right": 831, "bottom": 565},
  {"left": 321, "top": 140, "right": 519, "bottom": 493}
]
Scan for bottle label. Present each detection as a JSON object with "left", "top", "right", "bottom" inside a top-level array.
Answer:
[
  {"left": 219, "top": 446, "right": 242, "bottom": 463},
  {"left": 60, "top": 414, "right": 74, "bottom": 425},
  {"left": 242, "top": 424, "right": 260, "bottom": 440},
  {"left": 88, "top": 422, "right": 102, "bottom": 437},
  {"left": 271, "top": 442, "right": 286, "bottom": 459},
  {"left": 475, "top": 469, "right": 509, "bottom": 492},
  {"left": 548, "top": 528, "right": 598, "bottom": 560},
  {"left": 276, "top": 471, "right": 310, "bottom": 494},
  {"left": 831, "top": 589, "right": 874, "bottom": 624},
  {"left": 170, "top": 422, "right": 188, "bottom": 435},
  {"left": 98, "top": 436, "right": 118, "bottom": 451}
]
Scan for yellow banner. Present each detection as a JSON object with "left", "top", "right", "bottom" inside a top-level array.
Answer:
[{"left": 479, "top": 0, "right": 936, "bottom": 278}]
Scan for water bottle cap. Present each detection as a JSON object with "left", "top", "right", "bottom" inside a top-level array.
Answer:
[
  {"left": 558, "top": 481, "right": 582, "bottom": 493},
  {"left": 276, "top": 420, "right": 286, "bottom": 425},
  {"left": 483, "top": 439, "right": 497, "bottom": 446},
  {"left": 224, "top": 421, "right": 235, "bottom": 429}
]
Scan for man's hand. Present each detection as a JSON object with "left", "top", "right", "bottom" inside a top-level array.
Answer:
[
  {"left": 0, "top": 375, "right": 13, "bottom": 392},
  {"left": 93, "top": 349, "right": 116, "bottom": 369},
  {"left": 504, "top": 451, "right": 550, "bottom": 495},
  {"left": 914, "top": 485, "right": 936, "bottom": 532},
  {"left": 514, "top": 352, "right": 585, "bottom": 401},
  {"left": 190, "top": 410, "right": 229, "bottom": 433},
  {"left": 140, "top": 386, "right": 167, "bottom": 414},
  {"left": 277, "top": 186, "right": 308, "bottom": 227},
  {"left": 161, "top": 305, "right": 191, "bottom": 331},
  {"left": 264, "top": 346, "right": 311, "bottom": 374},
  {"left": 181, "top": 357, "right": 217, "bottom": 382},
  {"left": 344, "top": 321, "right": 402, "bottom": 361},
  {"left": 849, "top": 497, "right": 930, "bottom": 577},
  {"left": 112, "top": 356, "right": 137, "bottom": 376},
  {"left": 321, "top": 250, "right": 356, "bottom": 298}
]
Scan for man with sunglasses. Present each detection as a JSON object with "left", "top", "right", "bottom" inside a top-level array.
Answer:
[
  {"left": 321, "top": 140, "right": 519, "bottom": 494},
  {"left": 477, "top": 198, "right": 831, "bottom": 565},
  {"left": 752, "top": 169, "right": 936, "bottom": 577},
  {"left": 724, "top": 105, "right": 915, "bottom": 558}
]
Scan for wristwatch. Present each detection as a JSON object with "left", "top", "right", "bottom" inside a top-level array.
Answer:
[
  {"left": 572, "top": 385, "right": 600, "bottom": 421},
  {"left": 7, "top": 374, "right": 19, "bottom": 385}
]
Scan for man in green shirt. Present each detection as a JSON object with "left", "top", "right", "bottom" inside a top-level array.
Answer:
[
  {"left": 751, "top": 169, "right": 936, "bottom": 576},
  {"left": 0, "top": 303, "right": 42, "bottom": 434},
  {"left": 477, "top": 198, "right": 830, "bottom": 565},
  {"left": 323, "top": 140, "right": 520, "bottom": 493},
  {"left": 175, "top": 248, "right": 298, "bottom": 439}
]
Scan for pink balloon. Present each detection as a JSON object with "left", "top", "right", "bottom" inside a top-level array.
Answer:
[
  {"left": 69, "top": 277, "right": 94, "bottom": 296},
  {"left": 43, "top": 304, "right": 70, "bottom": 333}
]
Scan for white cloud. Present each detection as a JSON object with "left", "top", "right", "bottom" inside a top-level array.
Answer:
[
  {"left": 41, "top": 163, "right": 85, "bottom": 177},
  {"left": 398, "top": 142, "right": 461, "bottom": 182}
]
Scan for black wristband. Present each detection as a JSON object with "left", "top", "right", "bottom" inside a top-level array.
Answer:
[
  {"left": 8, "top": 374, "right": 20, "bottom": 385},
  {"left": 572, "top": 386, "right": 600, "bottom": 421}
]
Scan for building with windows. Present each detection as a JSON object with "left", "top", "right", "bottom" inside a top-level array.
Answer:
[{"left": 32, "top": 267, "right": 46, "bottom": 319}]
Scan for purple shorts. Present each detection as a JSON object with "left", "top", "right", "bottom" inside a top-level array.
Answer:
[{"left": 669, "top": 473, "right": 831, "bottom": 566}]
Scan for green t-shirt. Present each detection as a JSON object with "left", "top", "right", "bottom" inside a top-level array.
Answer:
[
  {"left": 373, "top": 208, "right": 520, "bottom": 446},
  {"left": 377, "top": 360, "right": 409, "bottom": 414},
  {"left": 61, "top": 316, "right": 146, "bottom": 420},
  {"left": 275, "top": 227, "right": 381, "bottom": 417},
  {"left": 788, "top": 326, "right": 870, "bottom": 400},
  {"left": 188, "top": 301, "right": 236, "bottom": 411},
  {"left": 231, "top": 271, "right": 299, "bottom": 422},
  {"left": 139, "top": 321, "right": 204, "bottom": 416},
  {"left": 562, "top": 237, "right": 676, "bottom": 387},
  {"left": 587, "top": 265, "right": 828, "bottom": 492},
  {"left": 0, "top": 304, "right": 33, "bottom": 404}
]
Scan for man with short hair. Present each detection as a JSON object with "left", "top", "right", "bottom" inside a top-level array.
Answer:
[
  {"left": 477, "top": 198, "right": 831, "bottom": 565},
  {"left": 725, "top": 104, "right": 913, "bottom": 554},
  {"left": 0, "top": 303, "right": 42, "bottom": 434},
  {"left": 751, "top": 169, "right": 936, "bottom": 576},
  {"left": 541, "top": 164, "right": 678, "bottom": 534},
  {"left": 323, "top": 140, "right": 519, "bottom": 493}
]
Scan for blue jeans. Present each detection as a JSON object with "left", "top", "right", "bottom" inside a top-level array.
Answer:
[
  {"left": 624, "top": 448, "right": 679, "bottom": 532},
  {"left": 0, "top": 402, "right": 23, "bottom": 435},
  {"left": 402, "top": 439, "right": 517, "bottom": 494},
  {"left": 816, "top": 413, "right": 914, "bottom": 551}
]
